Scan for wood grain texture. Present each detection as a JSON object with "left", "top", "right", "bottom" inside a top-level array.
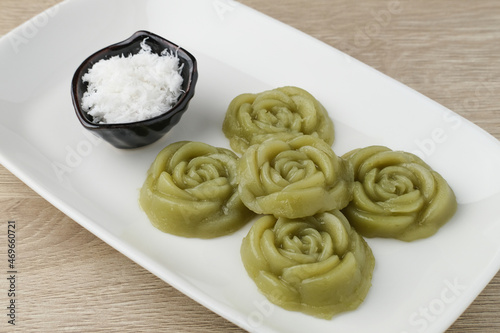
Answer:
[{"left": 0, "top": 0, "right": 499, "bottom": 332}]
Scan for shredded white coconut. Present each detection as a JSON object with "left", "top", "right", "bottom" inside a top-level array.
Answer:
[{"left": 81, "top": 38, "right": 184, "bottom": 124}]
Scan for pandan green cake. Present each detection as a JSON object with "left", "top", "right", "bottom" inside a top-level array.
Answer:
[
  {"left": 240, "top": 210, "right": 375, "bottom": 319},
  {"left": 140, "top": 141, "right": 254, "bottom": 238},
  {"left": 222, "top": 86, "right": 334, "bottom": 154},
  {"left": 237, "top": 135, "right": 353, "bottom": 218},
  {"left": 342, "top": 145, "right": 457, "bottom": 241}
]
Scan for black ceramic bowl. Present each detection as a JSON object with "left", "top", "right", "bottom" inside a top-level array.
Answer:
[{"left": 71, "top": 30, "right": 198, "bottom": 149}]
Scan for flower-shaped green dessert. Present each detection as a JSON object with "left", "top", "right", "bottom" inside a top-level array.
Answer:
[
  {"left": 241, "top": 210, "right": 375, "bottom": 319},
  {"left": 237, "top": 135, "right": 353, "bottom": 218},
  {"left": 140, "top": 141, "right": 255, "bottom": 238},
  {"left": 342, "top": 145, "right": 457, "bottom": 241},
  {"left": 222, "top": 86, "right": 334, "bottom": 154}
]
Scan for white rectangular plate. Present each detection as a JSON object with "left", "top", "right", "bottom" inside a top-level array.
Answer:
[{"left": 2, "top": 0, "right": 500, "bottom": 332}]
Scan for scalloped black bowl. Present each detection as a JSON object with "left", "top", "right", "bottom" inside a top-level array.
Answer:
[{"left": 71, "top": 30, "right": 198, "bottom": 149}]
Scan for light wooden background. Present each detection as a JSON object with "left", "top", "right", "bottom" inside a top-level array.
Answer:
[{"left": 1, "top": 0, "right": 499, "bottom": 332}]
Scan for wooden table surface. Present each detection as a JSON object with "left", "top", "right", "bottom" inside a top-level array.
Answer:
[{"left": 1, "top": 0, "right": 499, "bottom": 332}]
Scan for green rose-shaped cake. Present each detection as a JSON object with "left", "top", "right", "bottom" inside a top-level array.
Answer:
[
  {"left": 139, "top": 141, "right": 255, "bottom": 238},
  {"left": 237, "top": 135, "right": 353, "bottom": 218},
  {"left": 342, "top": 145, "right": 457, "bottom": 241},
  {"left": 241, "top": 210, "right": 375, "bottom": 319},
  {"left": 222, "top": 86, "right": 335, "bottom": 154}
]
